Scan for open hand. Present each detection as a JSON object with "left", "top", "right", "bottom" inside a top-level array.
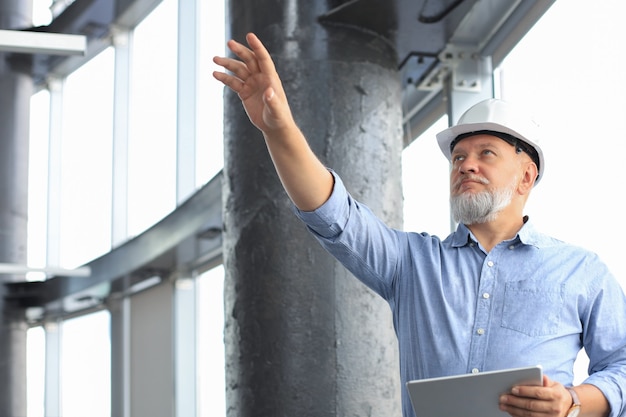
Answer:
[{"left": 212, "top": 33, "right": 295, "bottom": 135}]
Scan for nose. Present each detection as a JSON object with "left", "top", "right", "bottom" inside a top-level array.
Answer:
[{"left": 455, "top": 155, "right": 478, "bottom": 175}]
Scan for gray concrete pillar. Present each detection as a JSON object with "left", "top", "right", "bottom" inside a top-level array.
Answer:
[
  {"left": 223, "top": 1, "right": 403, "bottom": 415},
  {"left": 0, "top": 0, "right": 33, "bottom": 415}
]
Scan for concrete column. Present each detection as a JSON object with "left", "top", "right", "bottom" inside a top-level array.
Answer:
[
  {"left": 223, "top": 1, "right": 403, "bottom": 415},
  {"left": 0, "top": 0, "right": 33, "bottom": 415}
]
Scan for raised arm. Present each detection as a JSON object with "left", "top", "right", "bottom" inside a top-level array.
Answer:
[{"left": 213, "top": 33, "right": 333, "bottom": 211}]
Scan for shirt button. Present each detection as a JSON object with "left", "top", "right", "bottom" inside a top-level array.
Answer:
[
  {"left": 471, "top": 368, "right": 480, "bottom": 374},
  {"left": 482, "top": 293, "right": 490, "bottom": 299},
  {"left": 477, "top": 328, "right": 485, "bottom": 335},
  {"left": 508, "top": 244, "right": 515, "bottom": 250},
  {"left": 487, "top": 261, "right": 494, "bottom": 267}
]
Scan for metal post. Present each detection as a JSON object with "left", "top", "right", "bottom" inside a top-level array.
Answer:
[
  {"left": 129, "top": 281, "right": 174, "bottom": 417},
  {"left": 109, "top": 27, "right": 132, "bottom": 417},
  {"left": 44, "top": 320, "right": 61, "bottom": 416},
  {"left": 0, "top": 0, "right": 33, "bottom": 415},
  {"left": 175, "top": 0, "right": 199, "bottom": 203},
  {"left": 442, "top": 52, "right": 494, "bottom": 233},
  {"left": 110, "top": 296, "right": 131, "bottom": 417},
  {"left": 174, "top": 1, "right": 201, "bottom": 414}
]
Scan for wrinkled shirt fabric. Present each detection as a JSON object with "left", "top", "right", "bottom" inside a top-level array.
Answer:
[{"left": 295, "top": 171, "right": 626, "bottom": 417}]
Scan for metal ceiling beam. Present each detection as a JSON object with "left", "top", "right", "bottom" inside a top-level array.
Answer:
[
  {"left": 0, "top": 264, "right": 90, "bottom": 277},
  {"left": 0, "top": 29, "right": 86, "bottom": 55},
  {"left": 401, "top": 0, "right": 555, "bottom": 145}
]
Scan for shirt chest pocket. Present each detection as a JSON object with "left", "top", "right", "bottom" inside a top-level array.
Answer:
[{"left": 500, "top": 281, "right": 564, "bottom": 337}]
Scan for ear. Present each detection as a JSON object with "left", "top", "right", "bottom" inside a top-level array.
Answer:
[{"left": 518, "top": 161, "right": 538, "bottom": 194}]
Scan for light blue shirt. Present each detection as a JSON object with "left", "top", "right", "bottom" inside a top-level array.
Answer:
[{"left": 295, "top": 172, "right": 626, "bottom": 417}]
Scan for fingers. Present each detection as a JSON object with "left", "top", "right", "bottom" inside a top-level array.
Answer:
[
  {"left": 213, "top": 33, "right": 275, "bottom": 78},
  {"left": 244, "top": 33, "right": 277, "bottom": 76},
  {"left": 213, "top": 55, "right": 250, "bottom": 80},
  {"left": 499, "top": 377, "right": 569, "bottom": 416},
  {"left": 212, "top": 33, "right": 275, "bottom": 96},
  {"left": 224, "top": 37, "right": 260, "bottom": 75},
  {"left": 216, "top": 34, "right": 271, "bottom": 76},
  {"left": 212, "top": 33, "right": 294, "bottom": 133},
  {"left": 211, "top": 68, "right": 245, "bottom": 93},
  {"left": 500, "top": 393, "right": 554, "bottom": 415},
  {"left": 211, "top": 41, "right": 257, "bottom": 95}
]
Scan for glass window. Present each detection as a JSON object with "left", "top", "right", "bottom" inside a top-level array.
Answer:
[
  {"left": 402, "top": 116, "right": 451, "bottom": 237},
  {"left": 60, "top": 311, "right": 111, "bottom": 417},
  {"left": 32, "top": 0, "right": 52, "bottom": 26},
  {"left": 498, "top": 0, "right": 625, "bottom": 384},
  {"left": 60, "top": 48, "right": 114, "bottom": 268},
  {"left": 198, "top": 0, "right": 226, "bottom": 185},
  {"left": 197, "top": 265, "right": 226, "bottom": 417},
  {"left": 27, "top": 327, "right": 45, "bottom": 417},
  {"left": 498, "top": 0, "right": 626, "bottom": 288},
  {"left": 127, "top": 0, "right": 178, "bottom": 237}
]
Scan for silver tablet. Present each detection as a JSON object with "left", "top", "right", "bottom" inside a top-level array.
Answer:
[{"left": 406, "top": 365, "right": 543, "bottom": 417}]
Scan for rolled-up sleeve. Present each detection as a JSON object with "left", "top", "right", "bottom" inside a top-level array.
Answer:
[
  {"left": 580, "top": 267, "right": 626, "bottom": 417},
  {"left": 293, "top": 170, "right": 400, "bottom": 299},
  {"left": 293, "top": 170, "right": 350, "bottom": 240}
]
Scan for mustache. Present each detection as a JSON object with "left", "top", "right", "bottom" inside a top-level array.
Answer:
[{"left": 452, "top": 174, "right": 490, "bottom": 189}]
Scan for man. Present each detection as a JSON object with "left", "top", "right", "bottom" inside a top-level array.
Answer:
[{"left": 213, "top": 33, "right": 626, "bottom": 417}]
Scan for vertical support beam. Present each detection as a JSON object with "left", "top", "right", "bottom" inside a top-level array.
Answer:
[
  {"left": 44, "top": 320, "right": 61, "bottom": 416},
  {"left": 176, "top": 0, "right": 198, "bottom": 201},
  {"left": 130, "top": 282, "right": 173, "bottom": 417},
  {"left": 175, "top": 1, "right": 200, "bottom": 415},
  {"left": 174, "top": 275, "right": 196, "bottom": 417},
  {"left": 110, "top": 297, "right": 131, "bottom": 417},
  {"left": 111, "top": 28, "right": 132, "bottom": 248},
  {"left": 46, "top": 78, "right": 63, "bottom": 268},
  {"left": 44, "top": 77, "right": 64, "bottom": 417},
  {"left": 110, "top": 28, "right": 132, "bottom": 417},
  {"left": 0, "top": 1, "right": 33, "bottom": 415},
  {"left": 443, "top": 53, "right": 494, "bottom": 125},
  {"left": 442, "top": 53, "right": 494, "bottom": 232},
  {"left": 223, "top": 1, "right": 402, "bottom": 415}
]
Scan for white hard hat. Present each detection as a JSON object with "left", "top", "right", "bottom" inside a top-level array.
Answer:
[{"left": 436, "top": 98, "right": 545, "bottom": 185}]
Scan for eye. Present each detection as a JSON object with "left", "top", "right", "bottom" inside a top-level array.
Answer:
[{"left": 452, "top": 154, "right": 465, "bottom": 163}]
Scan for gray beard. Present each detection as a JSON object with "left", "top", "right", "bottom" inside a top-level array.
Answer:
[{"left": 450, "top": 184, "right": 515, "bottom": 225}]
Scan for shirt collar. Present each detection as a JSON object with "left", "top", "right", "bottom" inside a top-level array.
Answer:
[
  {"left": 516, "top": 218, "right": 552, "bottom": 248},
  {"left": 451, "top": 217, "right": 549, "bottom": 249},
  {"left": 451, "top": 223, "right": 475, "bottom": 248}
]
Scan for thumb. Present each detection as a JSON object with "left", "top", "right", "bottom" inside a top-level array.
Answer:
[
  {"left": 262, "top": 86, "right": 293, "bottom": 130},
  {"left": 263, "top": 86, "right": 276, "bottom": 107},
  {"left": 262, "top": 86, "right": 280, "bottom": 120},
  {"left": 542, "top": 375, "right": 552, "bottom": 387}
]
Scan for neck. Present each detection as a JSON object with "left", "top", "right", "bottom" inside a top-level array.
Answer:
[{"left": 466, "top": 210, "right": 525, "bottom": 252}]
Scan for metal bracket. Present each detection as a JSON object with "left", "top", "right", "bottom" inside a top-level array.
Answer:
[
  {"left": 418, "top": 45, "right": 483, "bottom": 92},
  {"left": 441, "top": 45, "right": 483, "bottom": 92}
]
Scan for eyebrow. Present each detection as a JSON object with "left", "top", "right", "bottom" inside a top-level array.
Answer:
[
  {"left": 451, "top": 138, "right": 501, "bottom": 154},
  {"left": 450, "top": 130, "right": 540, "bottom": 172}
]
